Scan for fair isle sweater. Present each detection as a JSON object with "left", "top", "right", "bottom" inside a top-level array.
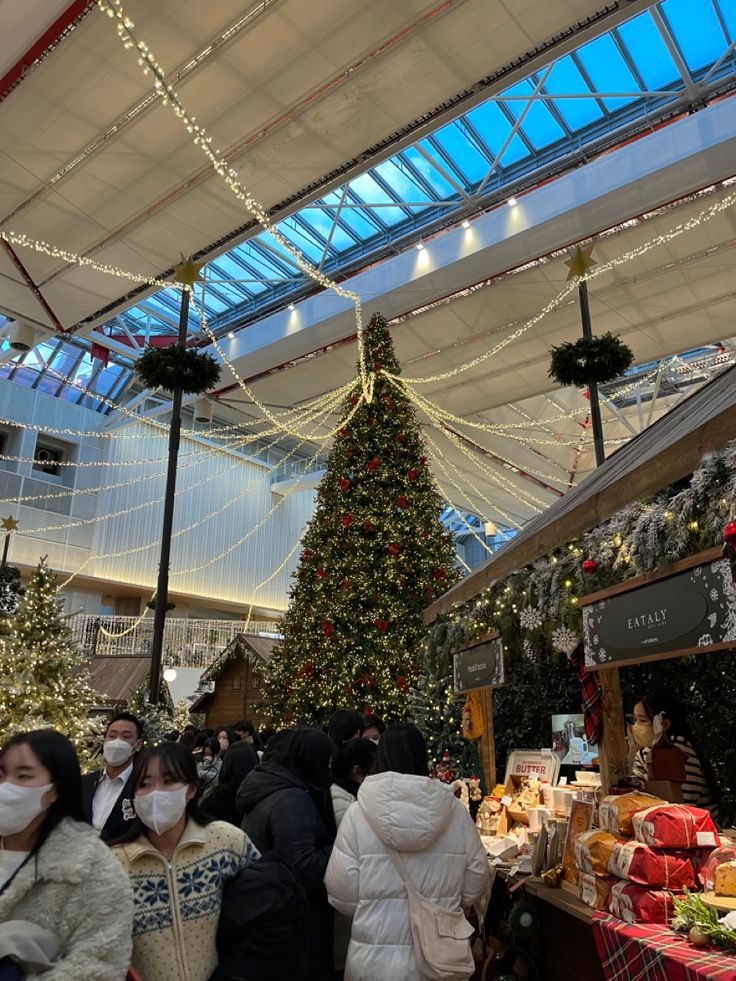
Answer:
[{"left": 112, "top": 818, "right": 260, "bottom": 981}]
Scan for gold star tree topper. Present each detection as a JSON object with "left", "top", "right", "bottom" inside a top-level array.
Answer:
[
  {"left": 565, "top": 244, "right": 597, "bottom": 281},
  {"left": 172, "top": 255, "right": 204, "bottom": 288},
  {"left": 1, "top": 516, "right": 18, "bottom": 533}
]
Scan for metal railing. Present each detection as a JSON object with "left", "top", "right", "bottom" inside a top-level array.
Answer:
[{"left": 72, "top": 614, "right": 280, "bottom": 668}]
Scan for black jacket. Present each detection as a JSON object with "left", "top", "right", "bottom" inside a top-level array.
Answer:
[
  {"left": 209, "top": 858, "right": 310, "bottom": 981},
  {"left": 81, "top": 769, "right": 136, "bottom": 843},
  {"left": 238, "top": 764, "right": 336, "bottom": 981}
]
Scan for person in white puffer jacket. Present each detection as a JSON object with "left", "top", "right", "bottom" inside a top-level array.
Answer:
[{"left": 325, "top": 724, "right": 490, "bottom": 981}]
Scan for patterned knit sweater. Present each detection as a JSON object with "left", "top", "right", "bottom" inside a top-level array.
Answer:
[{"left": 112, "top": 818, "right": 260, "bottom": 981}]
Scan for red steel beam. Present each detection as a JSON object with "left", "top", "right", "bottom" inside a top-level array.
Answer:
[{"left": 0, "top": 0, "right": 94, "bottom": 104}]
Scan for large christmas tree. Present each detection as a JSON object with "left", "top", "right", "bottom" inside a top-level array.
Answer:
[
  {"left": 264, "top": 313, "right": 459, "bottom": 726},
  {"left": 0, "top": 558, "right": 98, "bottom": 757}
]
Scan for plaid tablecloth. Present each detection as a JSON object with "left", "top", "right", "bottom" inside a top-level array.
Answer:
[{"left": 593, "top": 913, "right": 736, "bottom": 981}]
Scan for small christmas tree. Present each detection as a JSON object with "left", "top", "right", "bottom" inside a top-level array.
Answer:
[
  {"left": 0, "top": 563, "right": 23, "bottom": 622},
  {"left": 0, "top": 558, "right": 98, "bottom": 758},
  {"left": 264, "top": 313, "right": 460, "bottom": 727},
  {"left": 408, "top": 645, "right": 466, "bottom": 777},
  {"left": 127, "top": 681, "right": 175, "bottom": 745}
]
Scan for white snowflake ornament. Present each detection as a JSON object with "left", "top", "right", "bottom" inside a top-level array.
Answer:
[
  {"left": 519, "top": 606, "right": 542, "bottom": 631},
  {"left": 552, "top": 626, "right": 579, "bottom": 656}
]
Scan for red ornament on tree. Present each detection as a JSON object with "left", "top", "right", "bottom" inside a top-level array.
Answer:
[
  {"left": 432, "top": 567, "right": 447, "bottom": 581},
  {"left": 373, "top": 361, "right": 382, "bottom": 372},
  {"left": 374, "top": 618, "right": 390, "bottom": 633},
  {"left": 365, "top": 457, "right": 380, "bottom": 472},
  {"left": 316, "top": 567, "right": 326, "bottom": 578},
  {"left": 342, "top": 513, "right": 354, "bottom": 528},
  {"left": 300, "top": 662, "right": 314, "bottom": 677},
  {"left": 723, "top": 520, "right": 736, "bottom": 549},
  {"left": 339, "top": 477, "right": 351, "bottom": 492},
  {"left": 348, "top": 394, "right": 358, "bottom": 406},
  {"left": 388, "top": 543, "right": 401, "bottom": 556},
  {"left": 407, "top": 468, "right": 419, "bottom": 481},
  {"left": 321, "top": 621, "right": 335, "bottom": 637},
  {"left": 396, "top": 675, "right": 409, "bottom": 693},
  {"left": 362, "top": 519, "right": 375, "bottom": 534},
  {"left": 396, "top": 495, "right": 409, "bottom": 510},
  {"left": 302, "top": 548, "right": 312, "bottom": 560},
  {"left": 394, "top": 433, "right": 406, "bottom": 443},
  {"left": 368, "top": 417, "right": 377, "bottom": 428},
  {"left": 341, "top": 579, "right": 351, "bottom": 592},
  {"left": 338, "top": 428, "right": 348, "bottom": 438},
  {"left": 424, "top": 585, "right": 434, "bottom": 596},
  {"left": 582, "top": 558, "right": 598, "bottom": 575}
]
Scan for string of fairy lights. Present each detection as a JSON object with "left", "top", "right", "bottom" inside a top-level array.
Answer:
[{"left": 1, "top": 0, "right": 734, "bottom": 613}]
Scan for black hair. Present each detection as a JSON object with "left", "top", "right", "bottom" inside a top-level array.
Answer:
[
  {"left": 0, "top": 729, "right": 84, "bottom": 884},
  {"left": 233, "top": 720, "right": 263, "bottom": 751},
  {"left": 202, "top": 737, "right": 221, "bottom": 757},
  {"left": 361, "top": 714, "right": 385, "bottom": 735},
  {"left": 179, "top": 730, "right": 195, "bottom": 748},
  {"left": 262, "top": 729, "right": 291, "bottom": 763},
  {"left": 260, "top": 726, "right": 277, "bottom": 749},
  {"left": 193, "top": 731, "right": 209, "bottom": 750},
  {"left": 112, "top": 742, "right": 211, "bottom": 845},
  {"left": 214, "top": 725, "right": 237, "bottom": 745},
  {"left": 165, "top": 730, "right": 180, "bottom": 742},
  {"left": 372, "top": 723, "right": 428, "bottom": 777},
  {"left": 183, "top": 724, "right": 197, "bottom": 733},
  {"left": 218, "top": 741, "right": 258, "bottom": 791},
  {"left": 332, "top": 737, "right": 378, "bottom": 797},
  {"left": 327, "top": 710, "right": 364, "bottom": 746},
  {"left": 106, "top": 711, "right": 144, "bottom": 740}
]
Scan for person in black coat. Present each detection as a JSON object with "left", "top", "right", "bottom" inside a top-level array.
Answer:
[
  {"left": 81, "top": 711, "right": 142, "bottom": 842},
  {"left": 199, "top": 739, "right": 258, "bottom": 826},
  {"left": 238, "top": 728, "right": 336, "bottom": 981}
]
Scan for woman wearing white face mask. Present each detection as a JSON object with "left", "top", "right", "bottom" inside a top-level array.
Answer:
[
  {"left": 112, "top": 741, "right": 260, "bottom": 981},
  {"left": 0, "top": 729, "right": 133, "bottom": 979}
]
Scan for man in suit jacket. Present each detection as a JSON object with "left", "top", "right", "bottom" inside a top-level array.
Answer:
[{"left": 82, "top": 711, "right": 143, "bottom": 842}]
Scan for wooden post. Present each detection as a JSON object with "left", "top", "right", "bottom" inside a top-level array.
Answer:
[
  {"left": 597, "top": 668, "right": 630, "bottom": 794},
  {"left": 478, "top": 686, "right": 496, "bottom": 788}
]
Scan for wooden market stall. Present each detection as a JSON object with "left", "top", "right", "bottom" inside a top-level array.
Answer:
[
  {"left": 190, "top": 633, "right": 276, "bottom": 728},
  {"left": 425, "top": 362, "right": 736, "bottom": 792}
]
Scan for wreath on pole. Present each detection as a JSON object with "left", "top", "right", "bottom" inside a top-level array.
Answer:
[
  {"left": 135, "top": 345, "right": 221, "bottom": 395},
  {"left": 548, "top": 332, "right": 634, "bottom": 388}
]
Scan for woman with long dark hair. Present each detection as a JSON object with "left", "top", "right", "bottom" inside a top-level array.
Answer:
[
  {"left": 325, "top": 724, "right": 489, "bottom": 981},
  {"left": 200, "top": 739, "right": 258, "bottom": 825},
  {"left": 239, "top": 727, "right": 337, "bottom": 981},
  {"left": 0, "top": 729, "right": 133, "bottom": 979},
  {"left": 111, "top": 741, "right": 260, "bottom": 981}
]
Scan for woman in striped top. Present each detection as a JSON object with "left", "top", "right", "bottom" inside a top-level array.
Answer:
[{"left": 631, "top": 690, "right": 718, "bottom": 820}]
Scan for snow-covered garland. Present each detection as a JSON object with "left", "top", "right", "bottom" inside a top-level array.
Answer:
[{"left": 425, "top": 440, "right": 736, "bottom": 665}]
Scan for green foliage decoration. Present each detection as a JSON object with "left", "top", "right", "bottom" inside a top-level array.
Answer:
[
  {"left": 549, "top": 332, "right": 634, "bottom": 387},
  {"left": 135, "top": 344, "right": 221, "bottom": 394}
]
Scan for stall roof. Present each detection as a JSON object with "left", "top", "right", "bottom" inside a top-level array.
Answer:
[
  {"left": 425, "top": 361, "right": 736, "bottom": 620},
  {"left": 87, "top": 655, "right": 151, "bottom": 705}
]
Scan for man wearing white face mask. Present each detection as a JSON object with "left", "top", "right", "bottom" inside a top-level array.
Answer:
[{"left": 81, "top": 712, "right": 143, "bottom": 842}]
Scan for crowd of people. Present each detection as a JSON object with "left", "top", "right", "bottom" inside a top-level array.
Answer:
[{"left": 0, "top": 710, "right": 489, "bottom": 981}]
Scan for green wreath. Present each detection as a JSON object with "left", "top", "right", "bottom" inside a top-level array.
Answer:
[
  {"left": 135, "top": 345, "right": 221, "bottom": 395},
  {"left": 548, "top": 332, "right": 634, "bottom": 387}
]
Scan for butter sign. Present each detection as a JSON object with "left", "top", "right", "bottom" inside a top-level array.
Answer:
[
  {"left": 453, "top": 634, "right": 504, "bottom": 692},
  {"left": 582, "top": 553, "right": 736, "bottom": 671}
]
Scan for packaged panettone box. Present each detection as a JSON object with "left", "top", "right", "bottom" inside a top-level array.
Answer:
[
  {"left": 578, "top": 872, "right": 616, "bottom": 911},
  {"left": 599, "top": 792, "right": 666, "bottom": 837},
  {"left": 631, "top": 803, "right": 718, "bottom": 849},
  {"left": 715, "top": 860, "right": 736, "bottom": 897},
  {"left": 607, "top": 840, "right": 696, "bottom": 889},
  {"left": 575, "top": 829, "right": 623, "bottom": 877},
  {"left": 608, "top": 880, "right": 681, "bottom": 924}
]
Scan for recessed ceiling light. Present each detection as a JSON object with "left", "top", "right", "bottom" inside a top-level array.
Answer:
[
  {"left": 227, "top": 331, "right": 235, "bottom": 339},
  {"left": 461, "top": 219, "right": 471, "bottom": 229},
  {"left": 415, "top": 242, "right": 425, "bottom": 251},
  {"left": 507, "top": 196, "right": 518, "bottom": 207},
  {"left": 288, "top": 303, "right": 295, "bottom": 311}
]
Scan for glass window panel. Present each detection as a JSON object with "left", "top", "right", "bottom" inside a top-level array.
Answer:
[
  {"left": 373, "top": 158, "right": 433, "bottom": 204},
  {"left": 401, "top": 147, "right": 457, "bottom": 197},
  {"left": 465, "top": 101, "right": 531, "bottom": 164},
  {"left": 576, "top": 34, "right": 639, "bottom": 110},
  {"left": 274, "top": 219, "right": 325, "bottom": 262},
  {"left": 616, "top": 14, "right": 680, "bottom": 89},
  {"left": 429, "top": 125, "right": 489, "bottom": 185},
  {"left": 240, "top": 241, "right": 294, "bottom": 280},
  {"left": 36, "top": 374, "right": 64, "bottom": 396},
  {"left": 716, "top": 0, "right": 736, "bottom": 40},
  {"left": 321, "top": 190, "right": 383, "bottom": 238},
  {"left": 348, "top": 173, "right": 406, "bottom": 226},
  {"left": 497, "top": 80, "right": 566, "bottom": 150},
  {"left": 298, "top": 209, "right": 354, "bottom": 251},
  {"left": 50, "top": 344, "right": 81, "bottom": 380},
  {"left": 543, "top": 57, "right": 604, "bottom": 130},
  {"left": 661, "top": 0, "right": 726, "bottom": 71}
]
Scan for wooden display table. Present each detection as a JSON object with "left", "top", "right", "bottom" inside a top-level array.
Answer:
[{"left": 522, "top": 877, "right": 605, "bottom": 981}]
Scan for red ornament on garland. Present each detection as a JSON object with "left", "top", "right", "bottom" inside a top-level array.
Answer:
[
  {"left": 388, "top": 543, "right": 401, "bottom": 556},
  {"left": 339, "top": 477, "right": 351, "bottom": 492},
  {"left": 342, "top": 513, "right": 354, "bottom": 528},
  {"left": 365, "top": 457, "right": 380, "bottom": 472},
  {"left": 723, "top": 520, "right": 736, "bottom": 549},
  {"left": 396, "top": 495, "right": 409, "bottom": 510},
  {"left": 321, "top": 621, "right": 335, "bottom": 637},
  {"left": 582, "top": 558, "right": 598, "bottom": 575}
]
